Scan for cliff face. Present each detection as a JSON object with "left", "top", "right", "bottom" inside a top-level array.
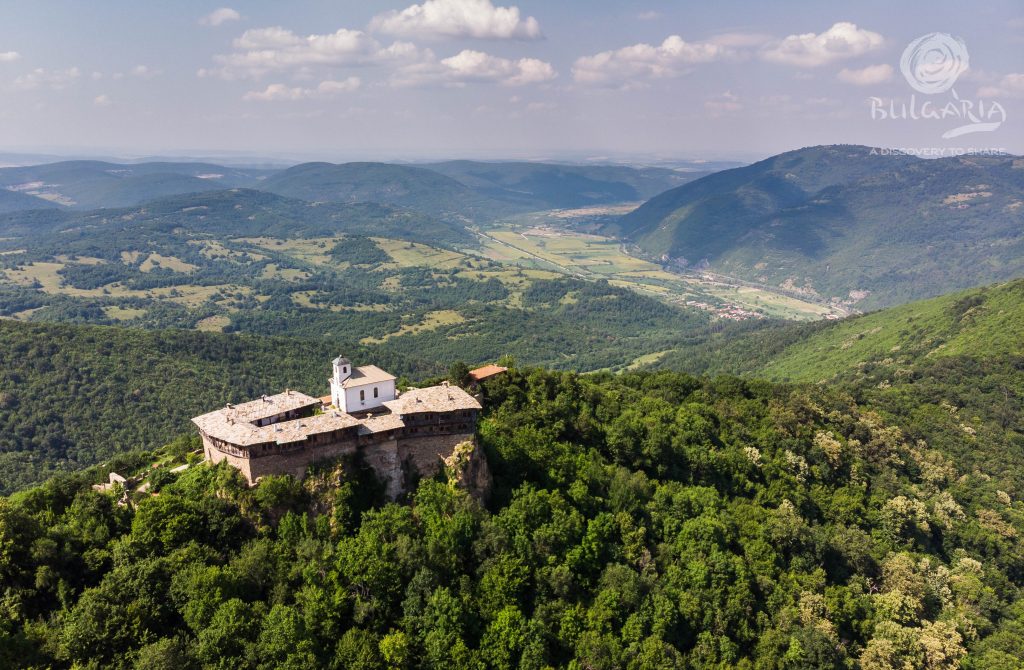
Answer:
[{"left": 444, "top": 440, "right": 492, "bottom": 501}]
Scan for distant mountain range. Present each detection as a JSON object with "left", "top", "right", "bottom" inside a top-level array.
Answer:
[
  {"left": 0, "top": 188, "right": 475, "bottom": 248},
  {"left": 421, "top": 160, "right": 702, "bottom": 210},
  {"left": 4, "top": 146, "right": 1024, "bottom": 312},
  {"left": 0, "top": 158, "right": 703, "bottom": 220},
  {"left": 610, "top": 145, "right": 1024, "bottom": 309},
  {"left": 0, "top": 160, "right": 275, "bottom": 210}
]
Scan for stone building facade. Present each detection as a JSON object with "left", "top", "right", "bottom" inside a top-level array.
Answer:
[{"left": 192, "top": 359, "right": 483, "bottom": 498}]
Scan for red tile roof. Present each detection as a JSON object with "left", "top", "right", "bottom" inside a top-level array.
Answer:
[{"left": 468, "top": 364, "right": 508, "bottom": 381}]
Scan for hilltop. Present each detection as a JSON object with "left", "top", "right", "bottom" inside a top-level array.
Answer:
[
  {"left": 2, "top": 366, "right": 1023, "bottom": 668},
  {"left": 654, "top": 278, "right": 1024, "bottom": 491},
  {"left": 610, "top": 145, "right": 1024, "bottom": 309},
  {"left": 662, "top": 277, "right": 1024, "bottom": 382}
]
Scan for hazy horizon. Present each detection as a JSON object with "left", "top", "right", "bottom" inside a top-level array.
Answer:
[{"left": 1, "top": 0, "right": 1021, "bottom": 161}]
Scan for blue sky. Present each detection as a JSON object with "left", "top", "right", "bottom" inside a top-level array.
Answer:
[{"left": 0, "top": 0, "right": 1021, "bottom": 162}]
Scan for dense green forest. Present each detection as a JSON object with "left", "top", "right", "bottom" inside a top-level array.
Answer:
[
  {"left": 0, "top": 321, "right": 437, "bottom": 493},
  {"left": 2, "top": 368, "right": 1023, "bottom": 669},
  {"left": 656, "top": 279, "right": 1024, "bottom": 494}
]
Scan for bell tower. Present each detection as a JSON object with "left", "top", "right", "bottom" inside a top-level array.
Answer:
[{"left": 330, "top": 356, "right": 351, "bottom": 408}]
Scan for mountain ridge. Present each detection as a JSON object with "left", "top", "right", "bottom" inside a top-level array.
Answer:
[{"left": 611, "top": 145, "right": 1024, "bottom": 309}]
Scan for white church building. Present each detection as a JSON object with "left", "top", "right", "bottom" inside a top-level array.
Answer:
[{"left": 329, "top": 356, "right": 397, "bottom": 413}]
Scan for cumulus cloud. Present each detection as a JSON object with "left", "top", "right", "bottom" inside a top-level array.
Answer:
[
  {"left": 837, "top": 63, "right": 893, "bottom": 85},
  {"left": 762, "top": 22, "right": 883, "bottom": 67},
  {"left": 393, "top": 49, "right": 555, "bottom": 86},
  {"left": 243, "top": 77, "right": 361, "bottom": 101},
  {"left": 200, "top": 8, "right": 241, "bottom": 27},
  {"left": 572, "top": 35, "right": 730, "bottom": 86},
  {"left": 0, "top": 51, "right": 21, "bottom": 62},
  {"left": 202, "top": 26, "right": 421, "bottom": 79},
  {"left": 13, "top": 67, "right": 81, "bottom": 90},
  {"left": 370, "top": 0, "right": 541, "bottom": 40},
  {"left": 978, "top": 73, "right": 1024, "bottom": 98}
]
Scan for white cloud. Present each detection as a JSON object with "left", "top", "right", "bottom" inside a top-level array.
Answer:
[
  {"left": 93, "top": 94, "right": 111, "bottom": 107},
  {"left": 637, "top": 11, "right": 660, "bottom": 21},
  {"left": 978, "top": 73, "right": 1024, "bottom": 98},
  {"left": 13, "top": 67, "right": 81, "bottom": 90},
  {"left": 393, "top": 48, "right": 555, "bottom": 86},
  {"left": 314, "top": 77, "right": 362, "bottom": 94},
  {"left": 762, "top": 22, "right": 883, "bottom": 67},
  {"left": 0, "top": 51, "right": 21, "bottom": 62},
  {"left": 243, "top": 77, "right": 361, "bottom": 101},
  {"left": 370, "top": 0, "right": 541, "bottom": 40},
  {"left": 572, "top": 35, "right": 730, "bottom": 86},
  {"left": 200, "top": 8, "right": 241, "bottom": 27},
  {"left": 705, "top": 91, "right": 742, "bottom": 115},
  {"left": 837, "top": 63, "right": 893, "bottom": 85},
  {"left": 130, "top": 65, "right": 160, "bottom": 79},
  {"left": 202, "top": 26, "right": 421, "bottom": 79}
]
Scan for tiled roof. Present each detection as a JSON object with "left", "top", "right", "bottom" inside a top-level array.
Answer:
[
  {"left": 468, "top": 364, "right": 508, "bottom": 381},
  {"left": 358, "top": 413, "right": 406, "bottom": 435},
  {"left": 192, "top": 394, "right": 360, "bottom": 447},
  {"left": 221, "top": 390, "right": 321, "bottom": 423},
  {"left": 383, "top": 384, "right": 481, "bottom": 415},
  {"left": 341, "top": 365, "right": 396, "bottom": 389},
  {"left": 194, "top": 382, "right": 477, "bottom": 449}
]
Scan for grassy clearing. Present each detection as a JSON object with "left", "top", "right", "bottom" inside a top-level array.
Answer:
[
  {"left": 139, "top": 253, "right": 198, "bottom": 273},
  {"left": 373, "top": 238, "right": 465, "bottom": 269},
  {"left": 360, "top": 309, "right": 465, "bottom": 344},
  {"left": 261, "top": 264, "right": 310, "bottom": 281},
  {"left": 189, "top": 240, "right": 266, "bottom": 262},
  {"left": 103, "top": 306, "right": 147, "bottom": 321},
  {"left": 236, "top": 236, "right": 339, "bottom": 266},
  {"left": 3, "top": 262, "right": 247, "bottom": 309},
  {"left": 627, "top": 350, "right": 672, "bottom": 370},
  {"left": 196, "top": 315, "right": 232, "bottom": 332},
  {"left": 291, "top": 291, "right": 392, "bottom": 312}
]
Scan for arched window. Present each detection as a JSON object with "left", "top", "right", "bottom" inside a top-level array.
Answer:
[
  {"left": 373, "top": 387, "right": 379, "bottom": 398},
  {"left": 360, "top": 389, "right": 365, "bottom": 401}
]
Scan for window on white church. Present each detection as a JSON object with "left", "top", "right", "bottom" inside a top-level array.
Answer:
[
  {"left": 373, "top": 387, "right": 379, "bottom": 398},
  {"left": 360, "top": 390, "right": 365, "bottom": 401}
]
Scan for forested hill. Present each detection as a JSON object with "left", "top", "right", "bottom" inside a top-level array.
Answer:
[
  {"left": 2, "top": 367, "right": 1023, "bottom": 668},
  {"left": 0, "top": 320, "right": 439, "bottom": 493},
  {"left": 609, "top": 145, "right": 1024, "bottom": 309},
  {"left": 656, "top": 278, "right": 1024, "bottom": 492}
]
